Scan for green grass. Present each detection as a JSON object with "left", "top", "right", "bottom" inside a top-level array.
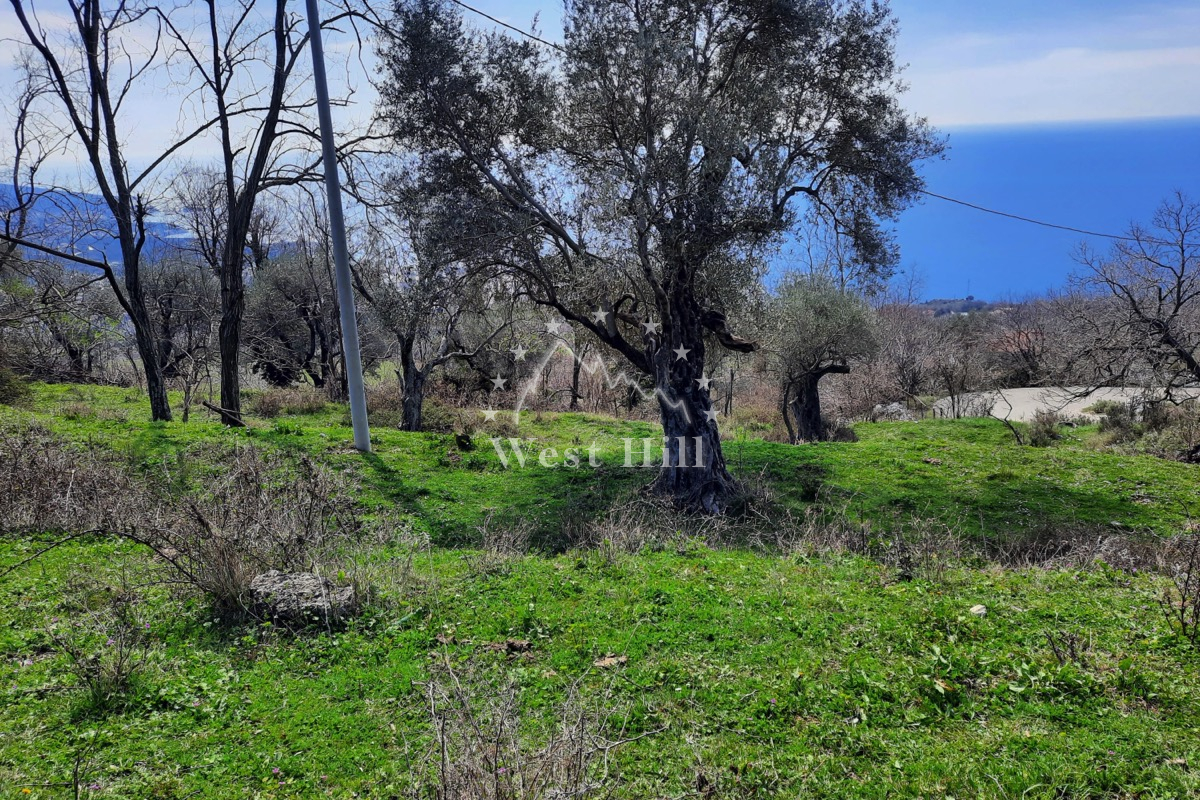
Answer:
[
  {"left": 5, "top": 383, "right": 1196, "bottom": 543},
  {"left": 2, "top": 383, "right": 1199, "bottom": 797},
  {"left": 3, "top": 539, "right": 1198, "bottom": 798}
]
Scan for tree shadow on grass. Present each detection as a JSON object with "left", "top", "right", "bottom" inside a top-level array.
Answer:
[{"left": 354, "top": 449, "right": 652, "bottom": 549}]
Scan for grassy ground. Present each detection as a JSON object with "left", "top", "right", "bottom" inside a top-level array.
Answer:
[
  {"left": 2, "top": 383, "right": 1199, "bottom": 798},
  {"left": 6, "top": 383, "right": 1197, "bottom": 543}
]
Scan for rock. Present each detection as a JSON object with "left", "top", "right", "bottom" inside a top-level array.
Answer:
[
  {"left": 593, "top": 654, "right": 628, "bottom": 669},
  {"left": 249, "top": 570, "right": 356, "bottom": 625},
  {"left": 969, "top": 604, "right": 987, "bottom": 617},
  {"left": 872, "top": 402, "right": 915, "bottom": 421}
]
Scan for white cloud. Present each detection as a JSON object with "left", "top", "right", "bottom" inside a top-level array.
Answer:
[
  {"left": 904, "top": 45, "right": 1200, "bottom": 126},
  {"left": 898, "top": 5, "right": 1200, "bottom": 126}
]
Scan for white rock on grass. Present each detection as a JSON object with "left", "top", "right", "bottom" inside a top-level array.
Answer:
[{"left": 249, "top": 570, "right": 356, "bottom": 625}]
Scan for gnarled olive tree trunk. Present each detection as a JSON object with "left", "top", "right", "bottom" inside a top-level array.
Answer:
[
  {"left": 647, "top": 306, "right": 737, "bottom": 514},
  {"left": 784, "top": 365, "right": 849, "bottom": 443}
]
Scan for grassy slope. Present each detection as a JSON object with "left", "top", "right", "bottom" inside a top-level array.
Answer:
[
  {"left": 2, "top": 384, "right": 1199, "bottom": 798},
  {"left": 8, "top": 383, "right": 1198, "bottom": 543}
]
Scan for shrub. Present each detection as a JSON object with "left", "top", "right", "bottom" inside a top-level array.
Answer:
[
  {"left": 49, "top": 573, "right": 151, "bottom": 712},
  {"left": 354, "top": 385, "right": 474, "bottom": 433},
  {"left": 353, "top": 383, "right": 407, "bottom": 428},
  {"left": 0, "top": 367, "right": 31, "bottom": 406},
  {"left": 1159, "top": 535, "right": 1200, "bottom": 644},
  {"left": 1091, "top": 400, "right": 1137, "bottom": 440},
  {"left": 0, "top": 423, "right": 141, "bottom": 533},
  {"left": 249, "top": 386, "right": 328, "bottom": 418},
  {"left": 413, "top": 660, "right": 633, "bottom": 799},
  {"left": 1027, "top": 409, "right": 1061, "bottom": 447},
  {"left": 60, "top": 401, "right": 96, "bottom": 421},
  {"left": 421, "top": 398, "right": 473, "bottom": 433},
  {"left": 139, "top": 445, "right": 360, "bottom": 617},
  {"left": 0, "top": 425, "right": 359, "bottom": 619}
]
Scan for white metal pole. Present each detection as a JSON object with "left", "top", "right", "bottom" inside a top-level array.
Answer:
[{"left": 304, "top": 0, "right": 371, "bottom": 452}]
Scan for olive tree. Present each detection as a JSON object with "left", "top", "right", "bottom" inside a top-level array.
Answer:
[
  {"left": 355, "top": 187, "right": 510, "bottom": 432},
  {"left": 769, "top": 274, "right": 877, "bottom": 442},
  {"left": 377, "top": 0, "right": 941, "bottom": 512}
]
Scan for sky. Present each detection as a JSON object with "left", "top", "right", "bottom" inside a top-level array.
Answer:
[{"left": 2, "top": 0, "right": 1198, "bottom": 300}]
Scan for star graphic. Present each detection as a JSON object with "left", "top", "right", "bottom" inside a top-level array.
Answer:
[
  {"left": 672, "top": 344, "right": 691, "bottom": 361},
  {"left": 481, "top": 407, "right": 499, "bottom": 421},
  {"left": 642, "top": 319, "right": 661, "bottom": 335},
  {"left": 590, "top": 308, "right": 610, "bottom": 326},
  {"left": 696, "top": 374, "right": 713, "bottom": 390},
  {"left": 703, "top": 407, "right": 719, "bottom": 422},
  {"left": 490, "top": 374, "right": 508, "bottom": 391},
  {"left": 510, "top": 345, "right": 528, "bottom": 362},
  {"left": 545, "top": 319, "right": 564, "bottom": 335}
]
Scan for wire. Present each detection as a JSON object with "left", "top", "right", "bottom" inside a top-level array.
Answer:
[
  {"left": 918, "top": 189, "right": 1199, "bottom": 248},
  {"left": 446, "top": 0, "right": 564, "bottom": 51}
]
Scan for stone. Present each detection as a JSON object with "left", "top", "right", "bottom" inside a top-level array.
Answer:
[
  {"left": 969, "top": 604, "right": 987, "bottom": 616},
  {"left": 872, "top": 402, "right": 916, "bottom": 421},
  {"left": 249, "top": 570, "right": 356, "bottom": 624}
]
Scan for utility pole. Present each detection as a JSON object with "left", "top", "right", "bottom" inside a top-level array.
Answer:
[{"left": 304, "top": 0, "right": 371, "bottom": 452}]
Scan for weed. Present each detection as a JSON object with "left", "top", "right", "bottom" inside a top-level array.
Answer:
[
  {"left": 414, "top": 659, "right": 642, "bottom": 799},
  {"left": 250, "top": 386, "right": 329, "bottom": 418},
  {"left": 1158, "top": 534, "right": 1200, "bottom": 644},
  {"left": 49, "top": 571, "right": 152, "bottom": 713}
]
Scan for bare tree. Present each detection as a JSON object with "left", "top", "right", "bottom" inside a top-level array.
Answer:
[
  {"left": 1, "top": 55, "right": 59, "bottom": 278},
  {"left": 4, "top": 0, "right": 193, "bottom": 419},
  {"left": 990, "top": 297, "right": 1072, "bottom": 389},
  {"left": 931, "top": 312, "right": 993, "bottom": 418},
  {"left": 142, "top": 253, "right": 218, "bottom": 416},
  {"left": 155, "top": 0, "right": 374, "bottom": 425},
  {"left": 1066, "top": 193, "right": 1200, "bottom": 394}
]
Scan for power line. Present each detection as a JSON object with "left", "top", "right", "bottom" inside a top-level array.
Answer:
[
  {"left": 918, "top": 189, "right": 1198, "bottom": 248},
  {"left": 446, "top": 0, "right": 564, "bottom": 51}
]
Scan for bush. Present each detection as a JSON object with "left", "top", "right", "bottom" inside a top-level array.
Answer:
[
  {"left": 353, "top": 385, "right": 474, "bottom": 433},
  {"left": 355, "top": 383, "right": 405, "bottom": 428},
  {"left": 49, "top": 573, "right": 152, "bottom": 712},
  {"left": 1028, "top": 409, "right": 1061, "bottom": 447},
  {"left": 0, "top": 425, "right": 359, "bottom": 619},
  {"left": 0, "top": 367, "right": 31, "bottom": 406},
  {"left": 1158, "top": 535, "right": 1200, "bottom": 644},
  {"left": 421, "top": 398, "right": 473, "bottom": 433},
  {"left": 140, "top": 445, "right": 360, "bottom": 617},
  {"left": 1087, "top": 398, "right": 1200, "bottom": 460},
  {"left": 249, "top": 386, "right": 328, "bottom": 418},
  {"left": 1089, "top": 400, "right": 1136, "bottom": 440},
  {"left": 412, "top": 660, "right": 630, "bottom": 799}
]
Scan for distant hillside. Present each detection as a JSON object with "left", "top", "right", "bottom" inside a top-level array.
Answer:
[
  {"left": 0, "top": 184, "right": 188, "bottom": 269},
  {"left": 917, "top": 296, "right": 998, "bottom": 316}
]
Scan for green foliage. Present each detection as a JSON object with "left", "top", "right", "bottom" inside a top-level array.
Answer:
[
  {"left": 4, "top": 383, "right": 1197, "bottom": 545},
  {"left": 770, "top": 274, "right": 879, "bottom": 379},
  {"left": 0, "top": 367, "right": 31, "bottom": 406}
]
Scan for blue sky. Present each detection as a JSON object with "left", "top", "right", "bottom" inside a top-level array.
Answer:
[{"left": 2, "top": 0, "right": 1197, "bottom": 299}]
